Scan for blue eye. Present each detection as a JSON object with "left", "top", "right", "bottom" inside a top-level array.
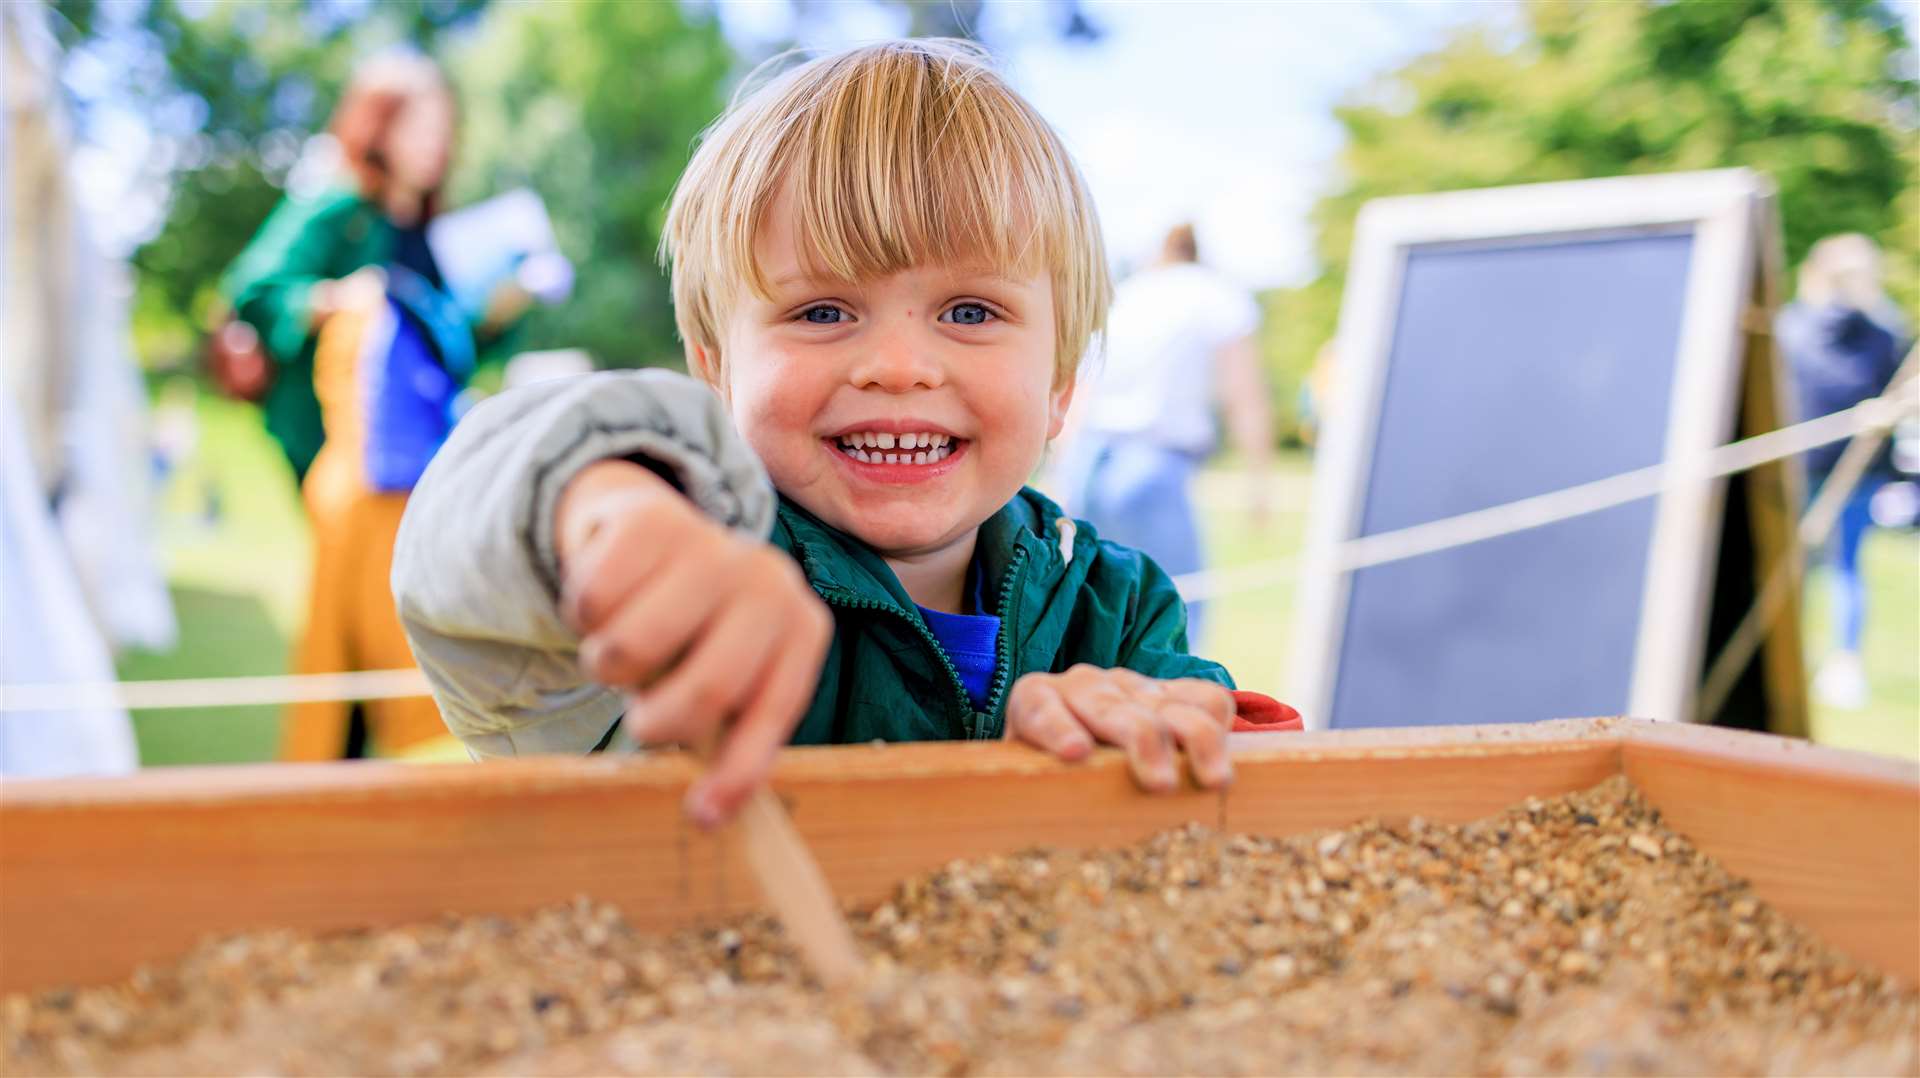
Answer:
[
  {"left": 801, "top": 305, "right": 847, "bottom": 324},
  {"left": 942, "top": 303, "right": 992, "bottom": 325}
]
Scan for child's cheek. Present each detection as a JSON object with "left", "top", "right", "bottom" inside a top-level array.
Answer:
[{"left": 726, "top": 360, "right": 825, "bottom": 483}]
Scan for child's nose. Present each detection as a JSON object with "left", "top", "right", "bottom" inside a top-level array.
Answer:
[{"left": 849, "top": 327, "right": 945, "bottom": 392}]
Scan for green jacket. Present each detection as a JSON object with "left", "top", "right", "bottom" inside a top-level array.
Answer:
[
  {"left": 392, "top": 369, "right": 1229, "bottom": 758},
  {"left": 221, "top": 188, "right": 396, "bottom": 479},
  {"left": 775, "top": 493, "right": 1227, "bottom": 744}
]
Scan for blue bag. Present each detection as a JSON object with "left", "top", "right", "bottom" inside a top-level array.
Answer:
[{"left": 362, "top": 266, "right": 477, "bottom": 493}]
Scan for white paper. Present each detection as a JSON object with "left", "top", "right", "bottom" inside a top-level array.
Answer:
[{"left": 427, "top": 188, "right": 573, "bottom": 313}]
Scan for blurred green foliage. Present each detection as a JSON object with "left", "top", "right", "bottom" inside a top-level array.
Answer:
[
  {"left": 1261, "top": 0, "right": 1918, "bottom": 444},
  {"left": 447, "top": 1, "right": 731, "bottom": 367}
]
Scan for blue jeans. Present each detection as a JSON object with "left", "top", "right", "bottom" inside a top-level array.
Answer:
[
  {"left": 1811, "top": 473, "right": 1880, "bottom": 654},
  {"left": 1058, "top": 432, "right": 1207, "bottom": 644}
]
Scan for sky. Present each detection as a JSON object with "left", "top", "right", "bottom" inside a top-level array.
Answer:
[{"left": 717, "top": 0, "right": 1514, "bottom": 289}]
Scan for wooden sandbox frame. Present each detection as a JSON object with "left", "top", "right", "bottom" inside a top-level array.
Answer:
[{"left": 2, "top": 718, "right": 1915, "bottom": 996}]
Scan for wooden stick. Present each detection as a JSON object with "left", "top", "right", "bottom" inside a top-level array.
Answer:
[
  {"left": 680, "top": 732, "right": 862, "bottom": 987},
  {"left": 730, "top": 785, "right": 864, "bottom": 987}
]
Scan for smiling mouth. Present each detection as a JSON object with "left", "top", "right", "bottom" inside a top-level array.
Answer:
[{"left": 830, "top": 430, "right": 964, "bottom": 466}]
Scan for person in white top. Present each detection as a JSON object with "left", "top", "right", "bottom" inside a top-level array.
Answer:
[{"left": 1053, "top": 223, "right": 1273, "bottom": 645}]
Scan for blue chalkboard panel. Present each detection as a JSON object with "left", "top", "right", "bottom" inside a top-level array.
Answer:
[{"left": 1330, "top": 230, "right": 1696, "bottom": 728}]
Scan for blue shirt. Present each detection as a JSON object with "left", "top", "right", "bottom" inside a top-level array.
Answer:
[{"left": 914, "top": 565, "right": 1001, "bottom": 711}]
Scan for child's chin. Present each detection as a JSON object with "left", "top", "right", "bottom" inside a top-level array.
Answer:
[{"left": 845, "top": 512, "right": 973, "bottom": 556}]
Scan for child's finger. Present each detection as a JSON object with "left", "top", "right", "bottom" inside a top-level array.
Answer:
[
  {"left": 686, "top": 605, "right": 830, "bottom": 827},
  {"left": 636, "top": 598, "right": 781, "bottom": 741},
  {"left": 1159, "top": 700, "right": 1233, "bottom": 788},
  {"left": 1005, "top": 679, "right": 1093, "bottom": 760},
  {"left": 1059, "top": 678, "right": 1178, "bottom": 792},
  {"left": 1163, "top": 679, "right": 1234, "bottom": 724},
  {"left": 561, "top": 521, "right": 669, "bottom": 634},
  {"left": 578, "top": 565, "right": 722, "bottom": 689},
  {"left": 1105, "top": 667, "right": 1168, "bottom": 698}
]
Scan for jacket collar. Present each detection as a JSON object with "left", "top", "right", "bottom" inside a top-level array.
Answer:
[{"left": 775, "top": 488, "right": 1071, "bottom": 617}]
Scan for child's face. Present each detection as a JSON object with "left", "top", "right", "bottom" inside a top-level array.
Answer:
[{"left": 698, "top": 184, "right": 1073, "bottom": 563}]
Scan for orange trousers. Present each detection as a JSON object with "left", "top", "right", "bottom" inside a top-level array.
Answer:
[{"left": 278, "top": 308, "right": 446, "bottom": 760}]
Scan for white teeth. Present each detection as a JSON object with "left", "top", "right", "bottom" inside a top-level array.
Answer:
[{"left": 836, "top": 433, "right": 960, "bottom": 464}]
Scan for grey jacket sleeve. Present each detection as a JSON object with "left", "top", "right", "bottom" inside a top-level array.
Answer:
[{"left": 391, "top": 369, "right": 777, "bottom": 757}]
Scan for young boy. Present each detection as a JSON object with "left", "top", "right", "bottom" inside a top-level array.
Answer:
[{"left": 393, "top": 40, "right": 1248, "bottom": 828}]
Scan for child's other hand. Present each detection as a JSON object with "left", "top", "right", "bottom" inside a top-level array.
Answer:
[
  {"left": 1004, "top": 666, "right": 1234, "bottom": 792},
  {"left": 556, "top": 459, "right": 833, "bottom": 827}
]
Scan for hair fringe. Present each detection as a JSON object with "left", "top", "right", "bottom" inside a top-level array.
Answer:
[{"left": 661, "top": 39, "right": 1109, "bottom": 385}]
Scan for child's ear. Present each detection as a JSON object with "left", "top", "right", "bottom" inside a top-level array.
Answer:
[
  {"left": 1045, "top": 373, "right": 1077, "bottom": 441},
  {"left": 687, "top": 342, "right": 728, "bottom": 401}
]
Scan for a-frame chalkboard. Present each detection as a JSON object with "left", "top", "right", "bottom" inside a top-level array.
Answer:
[{"left": 1290, "top": 169, "right": 1807, "bottom": 734}]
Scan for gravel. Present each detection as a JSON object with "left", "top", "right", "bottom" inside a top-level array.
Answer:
[{"left": 5, "top": 776, "right": 1915, "bottom": 1076}]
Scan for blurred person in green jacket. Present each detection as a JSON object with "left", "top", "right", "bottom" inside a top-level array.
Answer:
[
  {"left": 220, "top": 52, "right": 530, "bottom": 759},
  {"left": 219, "top": 52, "right": 527, "bottom": 482}
]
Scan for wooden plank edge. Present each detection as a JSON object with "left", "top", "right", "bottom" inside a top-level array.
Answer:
[
  {"left": 1623, "top": 719, "right": 1919, "bottom": 790},
  {"left": 1621, "top": 725, "right": 1919, "bottom": 986},
  {"left": 1, "top": 717, "right": 1645, "bottom": 814}
]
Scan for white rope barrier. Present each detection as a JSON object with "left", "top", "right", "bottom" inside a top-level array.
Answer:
[
  {"left": 1171, "top": 557, "right": 1298, "bottom": 604},
  {"left": 1334, "top": 396, "right": 1906, "bottom": 573},
  {"left": 1694, "top": 348, "right": 1920, "bottom": 722},
  {"left": 0, "top": 669, "right": 431, "bottom": 713},
  {"left": 3, "top": 383, "right": 1911, "bottom": 715}
]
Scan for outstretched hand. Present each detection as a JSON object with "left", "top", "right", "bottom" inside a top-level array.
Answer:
[
  {"left": 1004, "top": 665, "right": 1235, "bottom": 792},
  {"left": 556, "top": 459, "right": 833, "bottom": 827}
]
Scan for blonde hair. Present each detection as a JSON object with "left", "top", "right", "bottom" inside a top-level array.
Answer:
[
  {"left": 661, "top": 39, "right": 1110, "bottom": 387},
  {"left": 1798, "top": 233, "right": 1887, "bottom": 313}
]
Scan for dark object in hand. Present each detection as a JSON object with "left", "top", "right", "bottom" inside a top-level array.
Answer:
[{"left": 206, "top": 320, "right": 272, "bottom": 403}]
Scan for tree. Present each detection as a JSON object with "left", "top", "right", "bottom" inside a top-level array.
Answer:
[
  {"left": 1263, "top": 0, "right": 1918, "bottom": 442},
  {"left": 446, "top": 1, "right": 733, "bottom": 368}
]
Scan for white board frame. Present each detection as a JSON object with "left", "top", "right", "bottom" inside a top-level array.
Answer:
[{"left": 1289, "top": 169, "right": 1770, "bottom": 730}]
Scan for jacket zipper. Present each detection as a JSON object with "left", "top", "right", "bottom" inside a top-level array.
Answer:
[
  {"left": 975, "top": 542, "right": 1031, "bottom": 735},
  {"left": 815, "top": 592, "right": 977, "bottom": 728},
  {"left": 812, "top": 540, "right": 1033, "bottom": 740}
]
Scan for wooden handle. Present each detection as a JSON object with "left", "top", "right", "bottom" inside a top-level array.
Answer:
[
  {"left": 732, "top": 786, "right": 864, "bottom": 987},
  {"left": 683, "top": 732, "right": 862, "bottom": 988}
]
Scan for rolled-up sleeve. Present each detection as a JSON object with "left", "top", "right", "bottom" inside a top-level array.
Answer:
[{"left": 391, "top": 369, "right": 776, "bottom": 756}]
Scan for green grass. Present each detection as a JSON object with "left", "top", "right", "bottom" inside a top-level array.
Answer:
[
  {"left": 1801, "top": 530, "right": 1920, "bottom": 757},
  {"left": 122, "top": 400, "right": 1918, "bottom": 764}
]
